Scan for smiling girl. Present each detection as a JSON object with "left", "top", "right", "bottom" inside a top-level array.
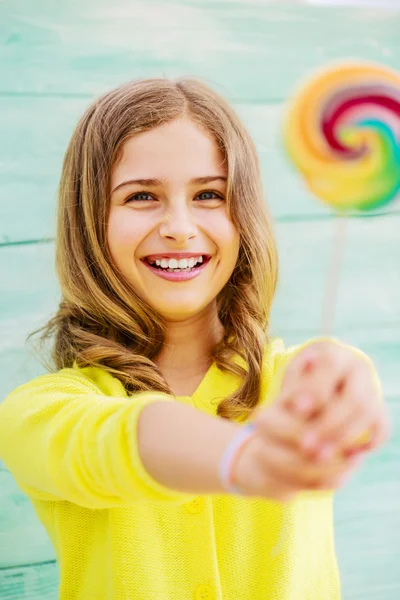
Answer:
[{"left": 0, "top": 78, "right": 390, "bottom": 600}]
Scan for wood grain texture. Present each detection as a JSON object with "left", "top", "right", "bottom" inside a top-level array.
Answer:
[
  {"left": 0, "top": 1, "right": 399, "bottom": 100},
  {"left": 0, "top": 1, "right": 399, "bottom": 599},
  {"left": 0, "top": 562, "right": 58, "bottom": 600}
]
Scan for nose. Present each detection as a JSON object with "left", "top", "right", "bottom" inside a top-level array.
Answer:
[{"left": 159, "top": 204, "right": 197, "bottom": 245}]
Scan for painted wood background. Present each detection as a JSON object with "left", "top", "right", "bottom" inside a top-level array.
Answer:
[{"left": 0, "top": 0, "right": 399, "bottom": 598}]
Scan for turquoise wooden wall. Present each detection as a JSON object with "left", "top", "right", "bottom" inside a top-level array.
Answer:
[{"left": 1, "top": 1, "right": 399, "bottom": 598}]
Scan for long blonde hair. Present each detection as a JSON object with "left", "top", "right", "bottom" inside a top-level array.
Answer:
[{"left": 30, "top": 78, "right": 278, "bottom": 422}]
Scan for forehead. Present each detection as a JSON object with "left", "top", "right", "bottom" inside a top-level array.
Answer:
[{"left": 111, "top": 118, "right": 226, "bottom": 187}]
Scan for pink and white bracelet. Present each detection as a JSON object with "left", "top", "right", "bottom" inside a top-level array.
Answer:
[{"left": 219, "top": 422, "right": 257, "bottom": 495}]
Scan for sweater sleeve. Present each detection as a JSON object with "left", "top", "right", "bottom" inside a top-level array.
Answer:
[{"left": 0, "top": 372, "right": 196, "bottom": 509}]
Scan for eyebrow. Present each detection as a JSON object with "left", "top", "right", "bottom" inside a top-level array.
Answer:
[{"left": 111, "top": 176, "right": 227, "bottom": 194}]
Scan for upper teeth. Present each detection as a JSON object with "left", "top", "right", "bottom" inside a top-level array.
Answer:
[{"left": 152, "top": 256, "right": 204, "bottom": 269}]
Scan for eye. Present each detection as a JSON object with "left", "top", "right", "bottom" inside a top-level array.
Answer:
[
  {"left": 125, "top": 192, "right": 155, "bottom": 203},
  {"left": 195, "top": 190, "right": 224, "bottom": 202}
]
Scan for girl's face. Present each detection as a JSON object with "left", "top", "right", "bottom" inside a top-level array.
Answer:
[{"left": 108, "top": 117, "right": 240, "bottom": 322}]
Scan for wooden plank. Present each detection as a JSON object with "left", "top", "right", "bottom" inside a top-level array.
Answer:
[
  {"left": 0, "top": 95, "right": 90, "bottom": 244},
  {"left": 333, "top": 324, "right": 400, "bottom": 600},
  {"left": 0, "top": 2, "right": 399, "bottom": 100},
  {"left": 0, "top": 242, "right": 58, "bottom": 400},
  {"left": 0, "top": 562, "right": 58, "bottom": 600},
  {"left": 334, "top": 215, "right": 400, "bottom": 331},
  {"left": 335, "top": 442, "right": 400, "bottom": 600},
  {"left": 0, "top": 469, "right": 55, "bottom": 568},
  {"left": 271, "top": 212, "right": 400, "bottom": 334}
]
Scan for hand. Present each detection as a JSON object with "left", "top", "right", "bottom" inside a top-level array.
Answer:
[{"left": 234, "top": 341, "right": 391, "bottom": 501}]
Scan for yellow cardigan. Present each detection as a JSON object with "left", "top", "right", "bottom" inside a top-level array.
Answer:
[{"left": 1, "top": 338, "right": 373, "bottom": 600}]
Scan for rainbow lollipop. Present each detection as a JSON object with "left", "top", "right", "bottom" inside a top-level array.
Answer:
[
  {"left": 283, "top": 61, "right": 400, "bottom": 333},
  {"left": 284, "top": 61, "right": 400, "bottom": 213}
]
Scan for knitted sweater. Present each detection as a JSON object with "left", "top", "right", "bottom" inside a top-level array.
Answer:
[{"left": 0, "top": 338, "right": 376, "bottom": 599}]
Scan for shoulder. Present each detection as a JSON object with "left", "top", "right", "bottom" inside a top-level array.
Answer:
[
  {"left": 260, "top": 336, "right": 292, "bottom": 378},
  {"left": 258, "top": 337, "right": 285, "bottom": 401},
  {"left": 259, "top": 337, "right": 311, "bottom": 407},
  {"left": 3, "top": 362, "right": 127, "bottom": 405}
]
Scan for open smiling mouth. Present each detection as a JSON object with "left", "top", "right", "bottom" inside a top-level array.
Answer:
[{"left": 141, "top": 255, "right": 212, "bottom": 281}]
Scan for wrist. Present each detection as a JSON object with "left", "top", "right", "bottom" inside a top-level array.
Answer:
[{"left": 219, "top": 423, "right": 257, "bottom": 496}]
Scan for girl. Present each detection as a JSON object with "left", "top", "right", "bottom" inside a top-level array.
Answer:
[{"left": 0, "top": 78, "right": 390, "bottom": 600}]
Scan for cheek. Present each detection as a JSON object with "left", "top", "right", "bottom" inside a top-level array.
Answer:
[
  {"left": 208, "top": 213, "right": 240, "bottom": 259},
  {"left": 107, "top": 210, "right": 144, "bottom": 258}
]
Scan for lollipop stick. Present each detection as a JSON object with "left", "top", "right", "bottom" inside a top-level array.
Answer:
[{"left": 321, "top": 216, "right": 347, "bottom": 335}]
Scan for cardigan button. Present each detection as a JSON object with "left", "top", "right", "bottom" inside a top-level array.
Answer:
[
  {"left": 194, "top": 584, "right": 214, "bottom": 599},
  {"left": 185, "top": 497, "right": 205, "bottom": 514}
]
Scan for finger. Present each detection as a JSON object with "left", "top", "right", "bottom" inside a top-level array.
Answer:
[
  {"left": 299, "top": 400, "right": 355, "bottom": 458},
  {"left": 286, "top": 393, "right": 317, "bottom": 419},
  {"left": 255, "top": 402, "right": 309, "bottom": 449},
  {"left": 298, "top": 354, "right": 377, "bottom": 451},
  {"left": 337, "top": 360, "right": 380, "bottom": 449},
  {"left": 343, "top": 408, "right": 392, "bottom": 456},
  {"left": 255, "top": 405, "right": 300, "bottom": 447},
  {"left": 333, "top": 360, "right": 388, "bottom": 453},
  {"left": 260, "top": 443, "right": 314, "bottom": 490},
  {"left": 338, "top": 406, "right": 379, "bottom": 453},
  {"left": 317, "top": 453, "right": 365, "bottom": 491},
  {"left": 301, "top": 376, "right": 371, "bottom": 452},
  {"left": 308, "top": 393, "right": 355, "bottom": 444},
  {"left": 282, "top": 344, "right": 322, "bottom": 382},
  {"left": 255, "top": 392, "right": 321, "bottom": 450},
  {"left": 282, "top": 344, "right": 354, "bottom": 417},
  {"left": 365, "top": 409, "right": 392, "bottom": 450},
  {"left": 259, "top": 439, "right": 350, "bottom": 490},
  {"left": 282, "top": 341, "right": 350, "bottom": 387}
]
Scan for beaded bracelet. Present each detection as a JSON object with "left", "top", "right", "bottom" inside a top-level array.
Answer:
[{"left": 219, "top": 422, "right": 257, "bottom": 495}]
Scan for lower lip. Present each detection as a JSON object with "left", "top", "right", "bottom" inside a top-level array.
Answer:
[{"left": 142, "top": 259, "right": 210, "bottom": 281}]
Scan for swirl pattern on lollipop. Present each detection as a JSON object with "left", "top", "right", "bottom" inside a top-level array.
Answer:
[{"left": 284, "top": 62, "right": 400, "bottom": 211}]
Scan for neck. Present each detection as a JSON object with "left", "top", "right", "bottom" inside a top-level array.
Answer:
[{"left": 155, "top": 303, "right": 224, "bottom": 377}]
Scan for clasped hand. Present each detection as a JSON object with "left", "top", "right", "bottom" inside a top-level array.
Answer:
[{"left": 238, "top": 341, "right": 391, "bottom": 501}]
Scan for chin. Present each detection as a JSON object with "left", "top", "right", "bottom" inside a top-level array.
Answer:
[{"left": 153, "top": 301, "right": 207, "bottom": 322}]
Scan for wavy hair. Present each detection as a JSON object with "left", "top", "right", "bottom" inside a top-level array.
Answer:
[{"left": 30, "top": 78, "right": 278, "bottom": 422}]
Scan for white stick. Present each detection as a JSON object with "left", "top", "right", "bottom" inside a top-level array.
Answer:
[{"left": 321, "top": 216, "right": 347, "bottom": 335}]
